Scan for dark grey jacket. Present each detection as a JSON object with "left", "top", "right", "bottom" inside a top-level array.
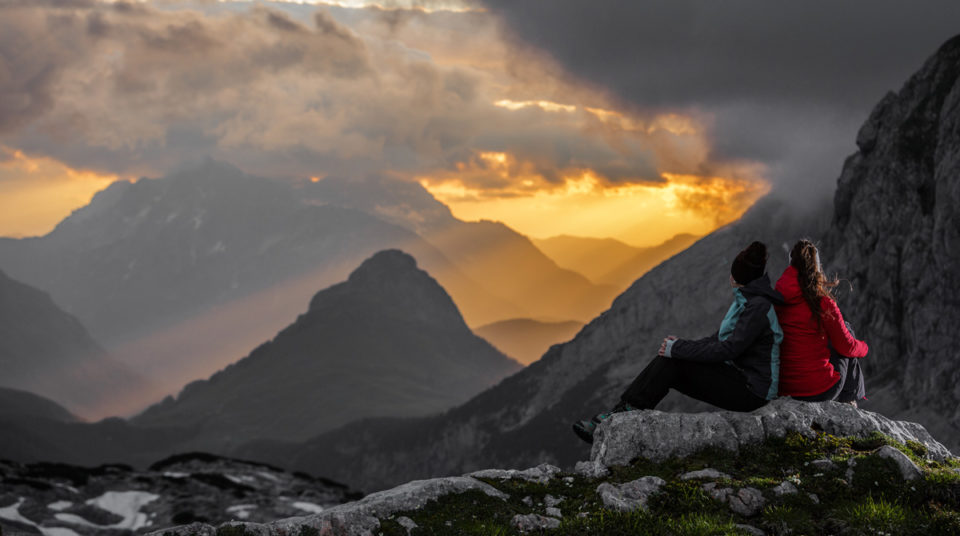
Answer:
[{"left": 667, "top": 274, "right": 785, "bottom": 400}]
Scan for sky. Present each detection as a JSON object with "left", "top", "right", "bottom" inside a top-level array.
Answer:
[{"left": 1, "top": 0, "right": 958, "bottom": 245}]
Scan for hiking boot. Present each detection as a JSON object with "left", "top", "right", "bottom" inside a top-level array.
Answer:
[{"left": 571, "top": 402, "right": 637, "bottom": 444}]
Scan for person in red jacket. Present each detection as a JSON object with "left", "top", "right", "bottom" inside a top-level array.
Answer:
[{"left": 775, "top": 239, "right": 868, "bottom": 404}]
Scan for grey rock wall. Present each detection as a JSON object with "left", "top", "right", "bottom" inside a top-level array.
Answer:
[{"left": 826, "top": 35, "right": 960, "bottom": 448}]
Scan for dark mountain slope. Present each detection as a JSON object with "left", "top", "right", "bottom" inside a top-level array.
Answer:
[
  {"left": 0, "top": 269, "right": 142, "bottom": 418},
  {"left": 0, "top": 387, "right": 77, "bottom": 423},
  {"left": 0, "top": 161, "right": 514, "bottom": 415},
  {"left": 133, "top": 250, "right": 520, "bottom": 449}
]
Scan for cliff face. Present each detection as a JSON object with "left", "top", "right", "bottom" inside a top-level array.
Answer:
[{"left": 826, "top": 35, "right": 960, "bottom": 444}]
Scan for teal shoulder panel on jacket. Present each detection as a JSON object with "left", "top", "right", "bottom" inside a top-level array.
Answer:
[{"left": 718, "top": 288, "right": 747, "bottom": 341}]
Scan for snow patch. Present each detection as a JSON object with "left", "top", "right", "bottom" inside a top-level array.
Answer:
[
  {"left": 53, "top": 482, "right": 79, "bottom": 494},
  {"left": 0, "top": 498, "right": 34, "bottom": 527},
  {"left": 42, "top": 528, "right": 82, "bottom": 536},
  {"left": 55, "top": 513, "right": 101, "bottom": 528},
  {"left": 225, "top": 474, "right": 256, "bottom": 485},
  {"left": 292, "top": 502, "right": 324, "bottom": 514},
  {"left": 226, "top": 504, "right": 257, "bottom": 520},
  {"left": 87, "top": 491, "right": 159, "bottom": 530},
  {"left": 1, "top": 498, "right": 82, "bottom": 536},
  {"left": 47, "top": 501, "right": 73, "bottom": 511},
  {"left": 256, "top": 471, "right": 281, "bottom": 483}
]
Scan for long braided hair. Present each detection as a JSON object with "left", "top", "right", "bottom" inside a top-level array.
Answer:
[{"left": 790, "top": 239, "right": 839, "bottom": 329}]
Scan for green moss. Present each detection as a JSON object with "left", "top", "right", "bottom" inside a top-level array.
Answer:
[
  {"left": 840, "top": 496, "right": 912, "bottom": 535},
  {"left": 215, "top": 525, "right": 252, "bottom": 536},
  {"left": 850, "top": 431, "right": 894, "bottom": 451},
  {"left": 296, "top": 526, "right": 320, "bottom": 536},
  {"left": 760, "top": 504, "right": 817, "bottom": 535},
  {"left": 378, "top": 489, "right": 519, "bottom": 535},
  {"left": 647, "top": 480, "right": 728, "bottom": 518},
  {"left": 550, "top": 510, "right": 751, "bottom": 536},
  {"left": 928, "top": 508, "right": 960, "bottom": 535},
  {"left": 906, "top": 440, "right": 929, "bottom": 458},
  {"left": 371, "top": 431, "right": 959, "bottom": 536}
]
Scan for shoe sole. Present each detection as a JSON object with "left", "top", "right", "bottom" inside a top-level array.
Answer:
[{"left": 572, "top": 421, "right": 595, "bottom": 444}]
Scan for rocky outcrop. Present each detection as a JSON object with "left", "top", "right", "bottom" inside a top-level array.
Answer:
[
  {"left": 148, "top": 400, "right": 957, "bottom": 536},
  {"left": 595, "top": 477, "right": 665, "bottom": 512},
  {"left": 150, "top": 476, "right": 508, "bottom": 536},
  {"left": 826, "top": 35, "right": 960, "bottom": 448},
  {"left": 591, "top": 398, "right": 953, "bottom": 468},
  {"left": 0, "top": 453, "right": 355, "bottom": 536}
]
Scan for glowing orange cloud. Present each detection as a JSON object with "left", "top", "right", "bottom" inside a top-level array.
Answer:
[
  {"left": 0, "top": 147, "right": 122, "bottom": 238},
  {"left": 419, "top": 154, "right": 768, "bottom": 247}
]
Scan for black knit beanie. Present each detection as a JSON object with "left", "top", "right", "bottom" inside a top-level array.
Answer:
[{"left": 731, "top": 241, "right": 768, "bottom": 285}]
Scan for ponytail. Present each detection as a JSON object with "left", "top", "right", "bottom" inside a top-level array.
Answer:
[{"left": 789, "top": 239, "right": 839, "bottom": 329}]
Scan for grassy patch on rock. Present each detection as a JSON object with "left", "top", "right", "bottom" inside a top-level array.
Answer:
[{"left": 377, "top": 431, "right": 960, "bottom": 536}]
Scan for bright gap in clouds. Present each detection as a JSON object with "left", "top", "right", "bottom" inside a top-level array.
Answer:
[
  {"left": 0, "top": 149, "right": 122, "bottom": 238},
  {"left": 421, "top": 169, "right": 769, "bottom": 248}
]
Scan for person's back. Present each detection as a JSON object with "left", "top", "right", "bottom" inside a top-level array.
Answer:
[
  {"left": 775, "top": 240, "right": 868, "bottom": 402},
  {"left": 572, "top": 241, "right": 785, "bottom": 444}
]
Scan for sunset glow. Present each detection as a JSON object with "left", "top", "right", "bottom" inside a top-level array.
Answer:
[
  {"left": 0, "top": 0, "right": 769, "bottom": 244},
  {"left": 420, "top": 167, "right": 769, "bottom": 247},
  {"left": 0, "top": 149, "right": 121, "bottom": 238}
]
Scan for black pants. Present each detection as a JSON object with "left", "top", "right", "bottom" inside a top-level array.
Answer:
[
  {"left": 619, "top": 356, "right": 768, "bottom": 412},
  {"left": 791, "top": 352, "right": 866, "bottom": 403}
]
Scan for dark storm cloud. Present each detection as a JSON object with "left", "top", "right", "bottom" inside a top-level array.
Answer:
[{"left": 480, "top": 0, "right": 960, "bottom": 202}]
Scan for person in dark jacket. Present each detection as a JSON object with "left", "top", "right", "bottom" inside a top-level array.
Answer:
[{"left": 573, "top": 241, "right": 785, "bottom": 444}]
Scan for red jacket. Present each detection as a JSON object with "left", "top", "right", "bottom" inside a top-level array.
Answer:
[{"left": 774, "top": 266, "right": 868, "bottom": 396}]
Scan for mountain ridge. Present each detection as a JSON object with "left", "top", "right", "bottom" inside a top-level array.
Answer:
[
  {"left": 0, "top": 268, "right": 145, "bottom": 419},
  {"left": 132, "top": 249, "right": 521, "bottom": 448}
]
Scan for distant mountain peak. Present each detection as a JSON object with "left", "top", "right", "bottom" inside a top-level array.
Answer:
[
  {"left": 308, "top": 249, "right": 466, "bottom": 332},
  {"left": 348, "top": 249, "right": 420, "bottom": 284}
]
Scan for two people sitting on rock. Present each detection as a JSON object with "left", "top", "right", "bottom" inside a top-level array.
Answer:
[{"left": 573, "top": 239, "right": 869, "bottom": 444}]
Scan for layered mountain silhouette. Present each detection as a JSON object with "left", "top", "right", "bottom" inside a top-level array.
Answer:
[
  {"left": 240, "top": 197, "right": 829, "bottom": 491},
  {"left": 0, "top": 387, "right": 77, "bottom": 424},
  {"left": 301, "top": 175, "right": 620, "bottom": 324},
  {"left": 132, "top": 250, "right": 520, "bottom": 449},
  {"left": 533, "top": 233, "right": 700, "bottom": 290},
  {"left": 0, "top": 161, "right": 614, "bottom": 413},
  {"left": 240, "top": 35, "right": 960, "bottom": 492},
  {"left": 0, "top": 386, "right": 190, "bottom": 466},
  {"left": 474, "top": 318, "right": 583, "bottom": 366},
  {"left": 0, "top": 269, "right": 144, "bottom": 418}
]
